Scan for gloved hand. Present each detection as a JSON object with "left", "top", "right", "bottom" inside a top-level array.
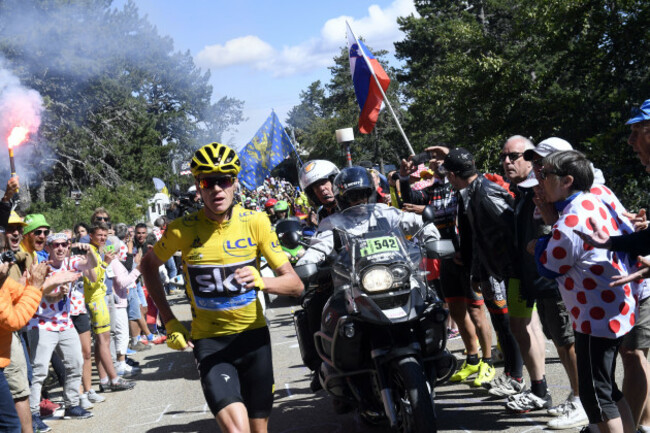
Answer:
[
  {"left": 165, "top": 318, "right": 191, "bottom": 350},
  {"left": 245, "top": 266, "right": 266, "bottom": 290}
]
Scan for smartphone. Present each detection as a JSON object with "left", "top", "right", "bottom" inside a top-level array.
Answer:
[{"left": 105, "top": 244, "right": 115, "bottom": 253}]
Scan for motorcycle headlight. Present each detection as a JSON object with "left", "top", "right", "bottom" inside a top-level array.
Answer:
[
  {"left": 362, "top": 267, "right": 393, "bottom": 292},
  {"left": 390, "top": 265, "right": 409, "bottom": 281}
]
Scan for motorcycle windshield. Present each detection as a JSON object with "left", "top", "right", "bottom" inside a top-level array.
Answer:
[{"left": 329, "top": 204, "right": 422, "bottom": 274}]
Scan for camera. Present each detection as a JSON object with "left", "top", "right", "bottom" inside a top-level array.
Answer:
[
  {"left": 410, "top": 151, "right": 432, "bottom": 167},
  {"left": 0, "top": 250, "right": 15, "bottom": 264}
]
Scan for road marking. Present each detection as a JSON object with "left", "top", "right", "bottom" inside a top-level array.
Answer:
[{"left": 124, "top": 403, "right": 171, "bottom": 430}]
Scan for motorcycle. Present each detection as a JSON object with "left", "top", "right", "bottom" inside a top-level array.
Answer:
[
  {"left": 275, "top": 218, "right": 311, "bottom": 266},
  {"left": 293, "top": 204, "right": 456, "bottom": 433}
]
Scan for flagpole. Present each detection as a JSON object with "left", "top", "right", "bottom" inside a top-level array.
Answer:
[
  {"left": 289, "top": 127, "right": 304, "bottom": 168},
  {"left": 347, "top": 22, "right": 415, "bottom": 156}
]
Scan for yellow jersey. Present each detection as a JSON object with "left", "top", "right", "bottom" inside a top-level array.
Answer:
[
  {"left": 83, "top": 244, "right": 107, "bottom": 303},
  {"left": 153, "top": 205, "right": 288, "bottom": 339}
]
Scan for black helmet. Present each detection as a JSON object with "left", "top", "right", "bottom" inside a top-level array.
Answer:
[{"left": 333, "top": 166, "right": 376, "bottom": 209}]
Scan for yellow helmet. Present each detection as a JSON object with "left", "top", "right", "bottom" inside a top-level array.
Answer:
[{"left": 190, "top": 142, "right": 241, "bottom": 177}]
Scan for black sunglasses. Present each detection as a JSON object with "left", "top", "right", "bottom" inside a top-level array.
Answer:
[
  {"left": 539, "top": 168, "right": 564, "bottom": 180},
  {"left": 94, "top": 216, "right": 109, "bottom": 222},
  {"left": 33, "top": 229, "right": 50, "bottom": 236},
  {"left": 499, "top": 152, "right": 523, "bottom": 162},
  {"left": 199, "top": 176, "right": 234, "bottom": 190}
]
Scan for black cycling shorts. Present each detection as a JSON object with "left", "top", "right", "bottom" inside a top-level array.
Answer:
[{"left": 193, "top": 326, "right": 274, "bottom": 418}]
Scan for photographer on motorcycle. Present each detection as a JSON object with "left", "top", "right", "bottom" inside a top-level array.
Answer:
[{"left": 296, "top": 166, "right": 441, "bottom": 395}]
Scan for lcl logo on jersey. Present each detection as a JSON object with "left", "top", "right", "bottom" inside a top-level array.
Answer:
[{"left": 223, "top": 237, "right": 257, "bottom": 257}]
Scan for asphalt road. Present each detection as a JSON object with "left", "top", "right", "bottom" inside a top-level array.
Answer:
[{"left": 40, "top": 293, "right": 604, "bottom": 433}]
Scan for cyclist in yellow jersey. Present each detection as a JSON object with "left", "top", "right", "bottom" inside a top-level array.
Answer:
[{"left": 141, "top": 142, "right": 303, "bottom": 433}]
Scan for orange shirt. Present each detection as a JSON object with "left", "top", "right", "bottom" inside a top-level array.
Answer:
[{"left": 0, "top": 279, "right": 42, "bottom": 367}]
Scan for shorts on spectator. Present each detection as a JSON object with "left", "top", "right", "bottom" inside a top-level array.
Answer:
[
  {"left": 5, "top": 333, "right": 30, "bottom": 400},
  {"left": 72, "top": 312, "right": 91, "bottom": 335},
  {"left": 87, "top": 299, "right": 111, "bottom": 334},
  {"left": 622, "top": 296, "right": 650, "bottom": 350},
  {"left": 127, "top": 285, "right": 142, "bottom": 321},
  {"left": 439, "top": 259, "right": 484, "bottom": 306},
  {"left": 507, "top": 278, "right": 536, "bottom": 319},
  {"left": 537, "top": 296, "right": 575, "bottom": 347}
]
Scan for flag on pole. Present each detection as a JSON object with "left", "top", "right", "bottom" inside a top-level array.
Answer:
[
  {"left": 239, "top": 111, "right": 293, "bottom": 190},
  {"left": 152, "top": 177, "right": 169, "bottom": 196},
  {"left": 347, "top": 23, "right": 391, "bottom": 134}
]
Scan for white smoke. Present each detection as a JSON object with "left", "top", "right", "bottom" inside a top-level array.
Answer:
[{"left": 0, "top": 59, "right": 45, "bottom": 188}]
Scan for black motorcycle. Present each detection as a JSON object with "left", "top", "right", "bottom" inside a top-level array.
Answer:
[{"left": 293, "top": 204, "right": 456, "bottom": 433}]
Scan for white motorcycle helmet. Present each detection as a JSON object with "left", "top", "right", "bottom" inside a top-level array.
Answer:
[{"left": 298, "top": 160, "right": 340, "bottom": 206}]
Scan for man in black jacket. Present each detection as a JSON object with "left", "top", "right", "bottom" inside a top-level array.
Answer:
[{"left": 441, "top": 148, "right": 524, "bottom": 399}]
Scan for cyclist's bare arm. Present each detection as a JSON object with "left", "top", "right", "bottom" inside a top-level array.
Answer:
[{"left": 140, "top": 250, "right": 175, "bottom": 324}]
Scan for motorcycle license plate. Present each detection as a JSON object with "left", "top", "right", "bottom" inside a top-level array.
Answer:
[{"left": 360, "top": 236, "right": 399, "bottom": 257}]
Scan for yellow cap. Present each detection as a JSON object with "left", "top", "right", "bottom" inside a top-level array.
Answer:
[{"left": 7, "top": 211, "right": 27, "bottom": 226}]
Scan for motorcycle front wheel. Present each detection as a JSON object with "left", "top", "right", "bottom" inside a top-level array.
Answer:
[{"left": 390, "top": 357, "right": 437, "bottom": 433}]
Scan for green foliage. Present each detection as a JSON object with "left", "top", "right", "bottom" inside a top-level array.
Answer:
[
  {"left": 30, "top": 182, "right": 151, "bottom": 230},
  {"left": 395, "top": 0, "right": 650, "bottom": 207},
  {"left": 0, "top": 0, "right": 244, "bottom": 219}
]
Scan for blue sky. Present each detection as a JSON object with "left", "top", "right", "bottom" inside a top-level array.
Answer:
[{"left": 115, "top": 0, "right": 418, "bottom": 149}]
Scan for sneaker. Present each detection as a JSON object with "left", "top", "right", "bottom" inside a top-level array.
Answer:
[
  {"left": 125, "top": 358, "right": 140, "bottom": 367},
  {"left": 450, "top": 360, "right": 481, "bottom": 382},
  {"left": 126, "top": 347, "right": 136, "bottom": 355},
  {"left": 87, "top": 389, "right": 106, "bottom": 403},
  {"left": 39, "top": 398, "right": 61, "bottom": 417},
  {"left": 472, "top": 361, "right": 496, "bottom": 387},
  {"left": 506, "top": 389, "right": 553, "bottom": 413},
  {"left": 548, "top": 392, "right": 574, "bottom": 416},
  {"left": 79, "top": 393, "right": 94, "bottom": 410},
  {"left": 32, "top": 413, "right": 51, "bottom": 432},
  {"left": 110, "top": 377, "right": 136, "bottom": 391},
  {"left": 138, "top": 337, "right": 150, "bottom": 345},
  {"left": 146, "top": 334, "right": 155, "bottom": 341},
  {"left": 447, "top": 328, "right": 461, "bottom": 339},
  {"left": 488, "top": 375, "right": 526, "bottom": 396},
  {"left": 547, "top": 401, "right": 589, "bottom": 429},
  {"left": 116, "top": 362, "right": 141, "bottom": 378},
  {"left": 150, "top": 334, "right": 167, "bottom": 344},
  {"left": 63, "top": 405, "right": 93, "bottom": 419},
  {"left": 129, "top": 341, "right": 152, "bottom": 352}
]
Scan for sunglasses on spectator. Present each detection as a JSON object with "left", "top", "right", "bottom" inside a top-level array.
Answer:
[
  {"left": 51, "top": 242, "right": 68, "bottom": 249},
  {"left": 539, "top": 168, "right": 564, "bottom": 180},
  {"left": 199, "top": 176, "right": 234, "bottom": 190},
  {"left": 33, "top": 229, "right": 50, "bottom": 236},
  {"left": 499, "top": 152, "right": 523, "bottom": 162},
  {"left": 94, "top": 216, "right": 109, "bottom": 222}
]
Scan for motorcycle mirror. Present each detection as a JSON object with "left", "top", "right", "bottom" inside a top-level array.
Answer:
[
  {"left": 282, "top": 231, "right": 301, "bottom": 249},
  {"left": 425, "top": 239, "right": 456, "bottom": 260},
  {"left": 294, "top": 263, "right": 318, "bottom": 283},
  {"left": 421, "top": 205, "right": 436, "bottom": 225}
]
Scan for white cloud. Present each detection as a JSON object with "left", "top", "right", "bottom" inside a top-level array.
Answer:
[{"left": 196, "top": 0, "right": 417, "bottom": 77}]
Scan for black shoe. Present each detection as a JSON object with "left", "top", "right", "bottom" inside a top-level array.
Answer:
[
  {"left": 63, "top": 405, "right": 93, "bottom": 419},
  {"left": 125, "top": 358, "right": 140, "bottom": 367}
]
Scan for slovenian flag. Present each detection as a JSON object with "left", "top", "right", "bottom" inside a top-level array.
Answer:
[{"left": 347, "top": 23, "right": 390, "bottom": 134}]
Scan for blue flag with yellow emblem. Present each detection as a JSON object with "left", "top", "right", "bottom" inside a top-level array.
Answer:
[{"left": 239, "top": 111, "right": 293, "bottom": 190}]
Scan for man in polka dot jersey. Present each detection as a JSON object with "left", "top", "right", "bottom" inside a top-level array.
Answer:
[
  {"left": 535, "top": 150, "right": 645, "bottom": 433},
  {"left": 26, "top": 233, "right": 97, "bottom": 420}
]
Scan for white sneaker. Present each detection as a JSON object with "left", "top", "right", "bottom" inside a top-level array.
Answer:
[
  {"left": 87, "top": 389, "right": 106, "bottom": 403},
  {"left": 488, "top": 375, "right": 526, "bottom": 396},
  {"left": 116, "top": 362, "right": 141, "bottom": 378},
  {"left": 79, "top": 393, "right": 94, "bottom": 410},
  {"left": 547, "top": 401, "right": 589, "bottom": 429},
  {"left": 548, "top": 392, "right": 574, "bottom": 416}
]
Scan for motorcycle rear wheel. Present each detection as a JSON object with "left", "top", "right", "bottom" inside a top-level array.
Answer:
[{"left": 391, "top": 357, "right": 437, "bottom": 433}]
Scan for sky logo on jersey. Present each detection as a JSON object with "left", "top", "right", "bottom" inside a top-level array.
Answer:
[{"left": 223, "top": 237, "right": 257, "bottom": 257}]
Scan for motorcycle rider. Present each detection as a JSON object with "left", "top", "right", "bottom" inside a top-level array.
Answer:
[
  {"left": 298, "top": 160, "right": 340, "bottom": 222},
  {"left": 297, "top": 166, "right": 441, "bottom": 397}
]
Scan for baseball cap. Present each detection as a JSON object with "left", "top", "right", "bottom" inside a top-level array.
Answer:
[
  {"left": 519, "top": 137, "right": 574, "bottom": 188},
  {"left": 439, "top": 148, "right": 476, "bottom": 177},
  {"left": 23, "top": 214, "right": 50, "bottom": 235},
  {"left": 626, "top": 99, "right": 650, "bottom": 125},
  {"left": 523, "top": 137, "right": 573, "bottom": 161}
]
